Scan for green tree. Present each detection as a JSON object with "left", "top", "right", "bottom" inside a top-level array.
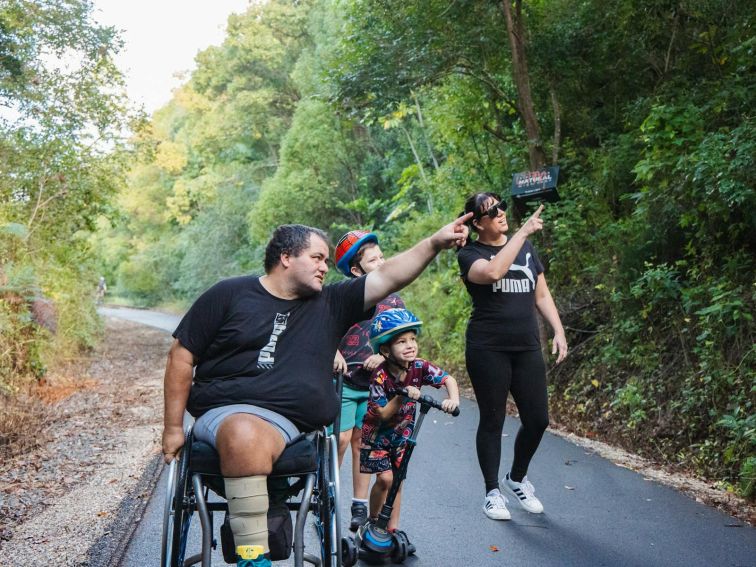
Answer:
[{"left": 1, "top": 0, "right": 131, "bottom": 389}]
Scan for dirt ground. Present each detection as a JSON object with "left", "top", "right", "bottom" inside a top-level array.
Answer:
[
  {"left": 0, "top": 318, "right": 169, "bottom": 565},
  {"left": 0, "top": 316, "right": 752, "bottom": 565}
]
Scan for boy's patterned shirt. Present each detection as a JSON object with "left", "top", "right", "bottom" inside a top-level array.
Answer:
[{"left": 362, "top": 358, "right": 448, "bottom": 447}]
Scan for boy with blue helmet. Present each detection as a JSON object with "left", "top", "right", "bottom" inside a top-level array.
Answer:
[
  {"left": 360, "top": 308, "right": 460, "bottom": 534},
  {"left": 333, "top": 230, "right": 406, "bottom": 531}
]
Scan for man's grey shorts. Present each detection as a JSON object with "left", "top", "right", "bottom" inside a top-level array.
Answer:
[{"left": 193, "top": 404, "right": 300, "bottom": 448}]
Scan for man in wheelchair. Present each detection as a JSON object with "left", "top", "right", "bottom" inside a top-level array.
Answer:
[{"left": 162, "top": 218, "right": 470, "bottom": 567}]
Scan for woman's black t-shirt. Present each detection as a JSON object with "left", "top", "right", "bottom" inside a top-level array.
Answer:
[
  {"left": 173, "top": 275, "right": 372, "bottom": 431},
  {"left": 457, "top": 239, "right": 544, "bottom": 351}
]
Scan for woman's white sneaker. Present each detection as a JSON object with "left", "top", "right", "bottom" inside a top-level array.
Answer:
[
  {"left": 504, "top": 473, "right": 544, "bottom": 514},
  {"left": 483, "top": 489, "right": 511, "bottom": 520}
]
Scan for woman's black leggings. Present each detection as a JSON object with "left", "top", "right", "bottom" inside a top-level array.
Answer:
[{"left": 466, "top": 347, "right": 549, "bottom": 493}]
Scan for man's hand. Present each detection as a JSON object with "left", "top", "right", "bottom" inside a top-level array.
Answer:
[
  {"left": 362, "top": 353, "right": 384, "bottom": 371},
  {"left": 162, "top": 425, "right": 185, "bottom": 464},
  {"left": 430, "top": 213, "right": 472, "bottom": 251},
  {"left": 333, "top": 350, "right": 347, "bottom": 375},
  {"left": 552, "top": 333, "right": 568, "bottom": 364},
  {"left": 519, "top": 204, "right": 545, "bottom": 237}
]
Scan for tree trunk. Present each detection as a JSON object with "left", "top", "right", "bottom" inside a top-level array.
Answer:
[
  {"left": 501, "top": 1, "right": 552, "bottom": 357},
  {"left": 550, "top": 85, "right": 561, "bottom": 165},
  {"left": 501, "top": 0, "right": 546, "bottom": 170}
]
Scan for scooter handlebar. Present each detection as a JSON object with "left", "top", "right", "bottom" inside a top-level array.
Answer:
[{"left": 396, "top": 388, "right": 460, "bottom": 417}]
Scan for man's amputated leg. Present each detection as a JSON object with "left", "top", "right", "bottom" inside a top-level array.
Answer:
[{"left": 217, "top": 415, "right": 286, "bottom": 561}]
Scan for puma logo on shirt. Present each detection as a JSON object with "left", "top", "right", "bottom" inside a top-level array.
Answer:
[
  {"left": 492, "top": 253, "right": 536, "bottom": 293},
  {"left": 258, "top": 312, "right": 290, "bottom": 368}
]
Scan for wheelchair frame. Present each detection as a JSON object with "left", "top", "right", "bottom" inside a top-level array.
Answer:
[{"left": 161, "top": 422, "right": 354, "bottom": 567}]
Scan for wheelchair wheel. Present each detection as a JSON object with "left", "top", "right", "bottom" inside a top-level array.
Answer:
[
  {"left": 160, "top": 459, "right": 177, "bottom": 567},
  {"left": 314, "top": 431, "right": 342, "bottom": 567},
  {"left": 315, "top": 458, "right": 335, "bottom": 567},
  {"left": 162, "top": 447, "right": 193, "bottom": 567}
]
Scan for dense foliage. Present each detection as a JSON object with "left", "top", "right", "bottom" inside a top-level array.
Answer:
[
  {"left": 97, "top": 0, "right": 756, "bottom": 498},
  {"left": 0, "top": 0, "right": 132, "bottom": 398}
]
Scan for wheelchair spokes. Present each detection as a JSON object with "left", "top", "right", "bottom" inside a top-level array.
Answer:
[
  {"left": 313, "top": 430, "right": 338, "bottom": 567},
  {"left": 161, "top": 459, "right": 177, "bottom": 566},
  {"left": 163, "top": 443, "right": 194, "bottom": 567}
]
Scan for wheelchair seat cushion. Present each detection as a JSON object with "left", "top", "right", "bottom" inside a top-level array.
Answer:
[{"left": 188, "top": 434, "right": 319, "bottom": 477}]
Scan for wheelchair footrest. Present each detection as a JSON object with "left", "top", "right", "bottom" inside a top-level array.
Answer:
[{"left": 219, "top": 502, "right": 294, "bottom": 563}]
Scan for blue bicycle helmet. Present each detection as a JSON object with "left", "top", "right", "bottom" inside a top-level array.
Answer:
[
  {"left": 369, "top": 308, "right": 422, "bottom": 353},
  {"left": 335, "top": 230, "right": 379, "bottom": 277}
]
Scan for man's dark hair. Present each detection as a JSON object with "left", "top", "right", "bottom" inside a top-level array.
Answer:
[{"left": 264, "top": 224, "right": 330, "bottom": 274}]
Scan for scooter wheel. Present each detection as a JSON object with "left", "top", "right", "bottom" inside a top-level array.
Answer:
[
  {"left": 342, "top": 536, "right": 358, "bottom": 567},
  {"left": 391, "top": 530, "right": 409, "bottom": 563},
  {"left": 395, "top": 529, "right": 415, "bottom": 556}
]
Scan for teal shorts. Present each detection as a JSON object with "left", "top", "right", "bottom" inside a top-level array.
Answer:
[{"left": 328, "top": 382, "right": 369, "bottom": 434}]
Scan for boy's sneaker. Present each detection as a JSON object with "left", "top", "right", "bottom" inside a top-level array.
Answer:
[
  {"left": 504, "top": 473, "right": 544, "bottom": 514},
  {"left": 483, "top": 489, "right": 511, "bottom": 520},
  {"left": 349, "top": 502, "right": 368, "bottom": 531},
  {"left": 236, "top": 545, "right": 272, "bottom": 567}
]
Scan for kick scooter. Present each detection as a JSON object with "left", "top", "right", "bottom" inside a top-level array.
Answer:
[{"left": 351, "top": 389, "right": 460, "bottom": 565}]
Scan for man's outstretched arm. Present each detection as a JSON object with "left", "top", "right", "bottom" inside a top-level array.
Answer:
[{"left": 364, "top": 213, "right": 472, "bottom": 309}]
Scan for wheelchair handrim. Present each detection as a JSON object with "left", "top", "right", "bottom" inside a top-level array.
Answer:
[
  {"left": 161, "top": 460, "right": 177, "bottom": 567},
  {"left": 328, "top": 432, "right": 342, "bottom": 567}
]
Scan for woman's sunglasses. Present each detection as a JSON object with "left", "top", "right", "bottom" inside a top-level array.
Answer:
[{"left": 475, "top": 201, "right": 507, "bottom": 220}]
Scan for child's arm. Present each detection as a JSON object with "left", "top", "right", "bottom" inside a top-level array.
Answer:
[
  {"left": 373, "top": 386, "right": 418, "bottom": 421},
  {"left": 373, "top": 395, "right": 402, "bottom": 421},
  {"left": 420, "top": 360, "right": 459, "bottom": 414},
  {"left": 333, "top": 350, "right": 347, "bottom": 374},
  {"left": 441, "top": 376, "right": 460, "bottom": 414}
]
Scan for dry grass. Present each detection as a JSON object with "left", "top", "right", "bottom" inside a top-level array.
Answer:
[
  {"left": 0, "top": 361, "right": 98, "bottom": 460},
  {"left": 31, "top": 373, "right": 98, "bottom": 404},
  {"left": 0, "top": 393, "right": 51, "bottom": 459}
]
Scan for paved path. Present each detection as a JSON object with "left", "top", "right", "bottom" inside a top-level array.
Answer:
[
  {"left": 105, "top": 309, "right": 755, "bottom": 567},
  {"left": 98, "top": 306, "right": 182, "bottom": 333}
]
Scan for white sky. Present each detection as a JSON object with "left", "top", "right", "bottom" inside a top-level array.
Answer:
[{"left": 92, "top": 0, "right": 252, "bottom": 115}]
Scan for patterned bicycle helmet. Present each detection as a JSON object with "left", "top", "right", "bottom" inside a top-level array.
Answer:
[
  {"left": 335, "top": 230, "right": 379, "bottom": 277},
  {"left": 369, "top": 308, "right": 422, "bottom": 353}
]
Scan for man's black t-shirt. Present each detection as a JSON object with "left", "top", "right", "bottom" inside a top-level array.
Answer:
[
  {"left": 457, "top": 239, "right": 544, "bottom": 351},
  {"left": 173, "top": 275, "right": 372, "bottom": 431}
]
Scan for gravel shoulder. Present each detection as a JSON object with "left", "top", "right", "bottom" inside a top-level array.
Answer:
[
  {"left": 0, "top": 317, "right": 169, "bottom": 566},
  {"left": 0, "top": 315, "right": 751, "bottom": 567}
]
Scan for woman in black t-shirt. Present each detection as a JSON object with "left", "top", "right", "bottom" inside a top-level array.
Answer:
[{"left": 457, "top": 192, "right": 567, "bottom": 521}]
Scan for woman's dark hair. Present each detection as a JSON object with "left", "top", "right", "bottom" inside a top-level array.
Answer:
[
  {"left": 264, "top": 224, "right": 330, "bottom": 273},
  {"left": 461, "top": 192, "right": 502, "bottom": 232}
]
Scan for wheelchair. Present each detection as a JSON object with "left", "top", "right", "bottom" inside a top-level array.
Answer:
[{"left": 161, "top": 383, "right": 358, "bottom": 566}]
